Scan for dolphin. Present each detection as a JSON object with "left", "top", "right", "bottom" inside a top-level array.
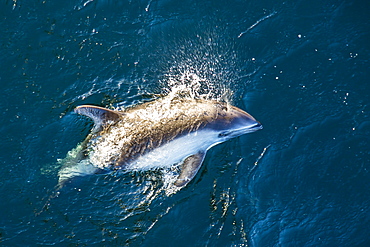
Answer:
[{"left": 58, "top": 96, "right": 262, "bottom": 188}]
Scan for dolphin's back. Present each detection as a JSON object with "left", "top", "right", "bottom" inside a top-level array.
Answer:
[{"left": 89, "top": 98, "right": 216, "bottom": 168}]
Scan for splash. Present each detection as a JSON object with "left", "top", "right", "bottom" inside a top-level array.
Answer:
[
  {"left": 159, "top": 66, "right": 235, "bottom": 105},
  {"left": 150, "top": 29, "right": 241, "bottom": 104},
  {"left": 165, "top": 71, "right": 206, "bottom": 99}
]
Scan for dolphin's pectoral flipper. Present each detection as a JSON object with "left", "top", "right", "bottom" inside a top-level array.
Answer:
[
  {"left": 75, "top": 105, "right": 123, "bottom": 131},
  {"left": 174, "top": 152, "right": 206, "bottom": 187}
]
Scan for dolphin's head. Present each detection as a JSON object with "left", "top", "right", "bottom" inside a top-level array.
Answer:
[{"left": 203, "top": 101, "right": 262, "bottom": 140}]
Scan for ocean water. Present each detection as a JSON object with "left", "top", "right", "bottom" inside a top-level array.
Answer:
[{"left": 1, "top": 0, "right": 369, "bottom": 246}]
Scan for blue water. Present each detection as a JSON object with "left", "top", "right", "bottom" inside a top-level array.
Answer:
[{"left": 1, "top": 0, "right": 370, "bottom": 246}]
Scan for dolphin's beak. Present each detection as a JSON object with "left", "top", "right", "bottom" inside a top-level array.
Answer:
[
  {"left": 218, "top": 106, "right": 262, "bottom": 138},
  {"left": 250, "top": 121, "right": 263, "bottom": 131},
  {"left": 231, "top": 106, "right": 262, "bottom": 132}
]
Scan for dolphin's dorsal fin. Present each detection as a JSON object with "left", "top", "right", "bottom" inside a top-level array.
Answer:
[
  {"left": 75, "top": 105, "right": 123, "bottom": 130},
  {"left": 174, "top": 152, "right": 206, "bottom": 187}
]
